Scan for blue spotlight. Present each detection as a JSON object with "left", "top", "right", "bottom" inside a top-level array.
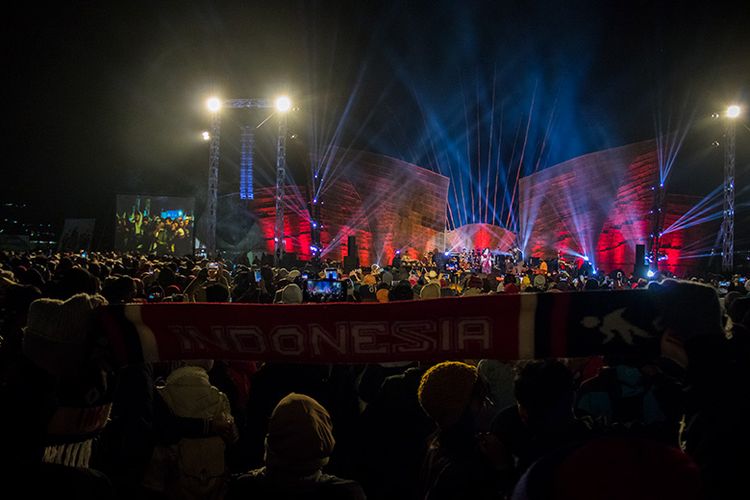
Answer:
[
  {"left": 647, "top": 270, "right": 655, "bottom": 278},
  {"left": 583, "top": 256, "right": 589, "bottom": 262}
]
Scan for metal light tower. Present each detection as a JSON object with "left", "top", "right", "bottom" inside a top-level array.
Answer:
[
  {"left": 206, "top": 98, "right": 222, "bottom": 257},
  {"left": 274, "top": 104, "right": 289, "bottom": 266},
  {"left": 721, "top": 105, "right": 740, "bottom": 272},
  {"left": 203, "top": 96, "right": 291, "bottom": 259}
]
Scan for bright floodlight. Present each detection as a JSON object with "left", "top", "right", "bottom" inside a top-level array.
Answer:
[
  {"left": 206, "top": 97, "right": 222, "bottom": 112},
  {"left": 726, "top": 105, "right": 741, "bottom": 119},
  {"left": 201, "top": 131, "right": 210, "bottom": 141},
  {"left": 647, "top": 270, "right": 655, "bottom": 278},
  {"left": 275, "top": 96, "right": 292, "bottom": 113}
]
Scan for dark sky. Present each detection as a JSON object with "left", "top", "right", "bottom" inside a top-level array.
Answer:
[{"left": 4, "top": 0, "right": 749, "bottom": 232}]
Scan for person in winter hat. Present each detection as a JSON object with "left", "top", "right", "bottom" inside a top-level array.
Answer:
[
  {"left": 227, "top": 393, "right": 365, "bottom": 499},
  {"left": 418, "top": 361, "right": 480, "bottom": 429},
  {"left": 144, "top": 359, "right": 238, "bottom": 500},
  {"left": 418, "top": 362, "right": 513, "bottom": 499},
  {"left": 420, "top": 281, "right": 441, "bottom": 300},
  {"left": 279, "top": 283, "right": 303, "bottom": 304},
  {"left": 1, "top": 293, "right": 116, "bottom": 497},
  {"left": 23, "top": 292, "right": 108, "bottom": 377}
]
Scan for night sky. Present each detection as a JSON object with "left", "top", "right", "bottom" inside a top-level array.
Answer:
[{"left": 4, "top": 1, "right": 749, "bottom": 240}]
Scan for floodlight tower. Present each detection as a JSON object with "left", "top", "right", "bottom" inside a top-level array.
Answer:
[
  {"left": 203, "top": 96, "right": 291, "bottom": 259},
  {"left": 721, "top": 105, "right": 741, "bottom": 272},
  {"left": 205, "top": 97, "right": 222, "bottom": 257},
  {"left": 273, "top": 96, "right": 291, "bottom": 266}
]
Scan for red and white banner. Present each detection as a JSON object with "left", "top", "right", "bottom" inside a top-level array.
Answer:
[{"left": 98, "top": 290, "right": 659, "bottom": 364}]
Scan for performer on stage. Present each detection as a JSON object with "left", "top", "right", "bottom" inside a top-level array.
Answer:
[
  {"left": 510, "top": 245, "right": 523, "bottom": 265},
  {"left": 480, "top": 248, "right": 493, "bottom": 274}
]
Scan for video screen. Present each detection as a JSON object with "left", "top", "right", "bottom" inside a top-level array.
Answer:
[
  {"left": 304, "top": 279, "right": 346, "bottom": 302},
  {"left": 115, "top": 195, "right": 195, "bottom": 255}
]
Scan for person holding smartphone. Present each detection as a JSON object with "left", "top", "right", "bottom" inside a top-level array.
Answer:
[
  {"left": 207, "top": 262, "right": 220, "bottom": 281},
  {"left": 184, "top": 262, "right": 229, "bottom": 302}
]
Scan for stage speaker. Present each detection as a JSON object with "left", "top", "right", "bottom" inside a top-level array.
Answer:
[
  {"left": 347, "top": 235, "right": 357, "bottom": 256},
  {"left": 634, "top": 244, "right": 646, "bottom": 277}
]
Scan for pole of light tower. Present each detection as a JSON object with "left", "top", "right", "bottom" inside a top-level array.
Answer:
[
  {"left": 206, "top": 98, "right": 222, "bottom": 258},
  {"left": 273, "top": 96, "right": 291, "bottom": 266},
  {"left": 721, "top": 105, "right": 740, "bottom": 272}
]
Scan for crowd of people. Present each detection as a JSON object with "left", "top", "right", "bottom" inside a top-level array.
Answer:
[
  {"left": 115, "top": 212, "right": 193, "bottom": 255},
  {"left": 0, "top": 249, "right": 748, "bottom": 499}
]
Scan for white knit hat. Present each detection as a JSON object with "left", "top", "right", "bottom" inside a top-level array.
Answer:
[
  {"left": 280, "top": 283, "right": 303, "bottom": 304},
  {"left": 24, "top": 293, "right": 107, "bottom": 344},
  {"left": 23, "top": 293, "right": 108, "bottom": 376}
]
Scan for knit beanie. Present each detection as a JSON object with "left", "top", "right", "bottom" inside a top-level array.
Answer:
[
  {"left": 418, "top": 361, "right": 478, "bottom": 428},
  {"left": 23, "top": 293, "right": 108, "bottom": 376},
  {"left": 287, "top": 269, "right": 301, "bottom": 280},
  {"left": 420, "top": 281, "right": 441, "bottom": 300},
  {"left": 280, "top": 283, "right": 303, "bottom": 304},
  {"left": 265, "top": 393, "right": 335, "bottom": 474},
  {"left": 376, "top": 288, "right": 390, "bottom": 303},
  {"left": 533, "top": 274, "right": 547, "bottom": 289}
]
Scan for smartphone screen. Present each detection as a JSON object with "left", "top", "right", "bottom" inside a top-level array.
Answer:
[
  {"left": 254, "top": 270, "right": 262, "bottom": 282},
  {"left": 305, "top": 279, "right": 345, "bottom": 302}
]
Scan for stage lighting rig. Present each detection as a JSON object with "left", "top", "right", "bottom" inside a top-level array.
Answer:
[
  {"left": 201, "top": 94, "right": 293, "bottom": 261},
  {"left": 206, "top": 97, "right": 222, "bottom": 112},
  {"left": 720, "top": 104, "right": 742, "bottom": 271},
  {"left": 275, "top": 96, "right": 292, "bottom": 113}
]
